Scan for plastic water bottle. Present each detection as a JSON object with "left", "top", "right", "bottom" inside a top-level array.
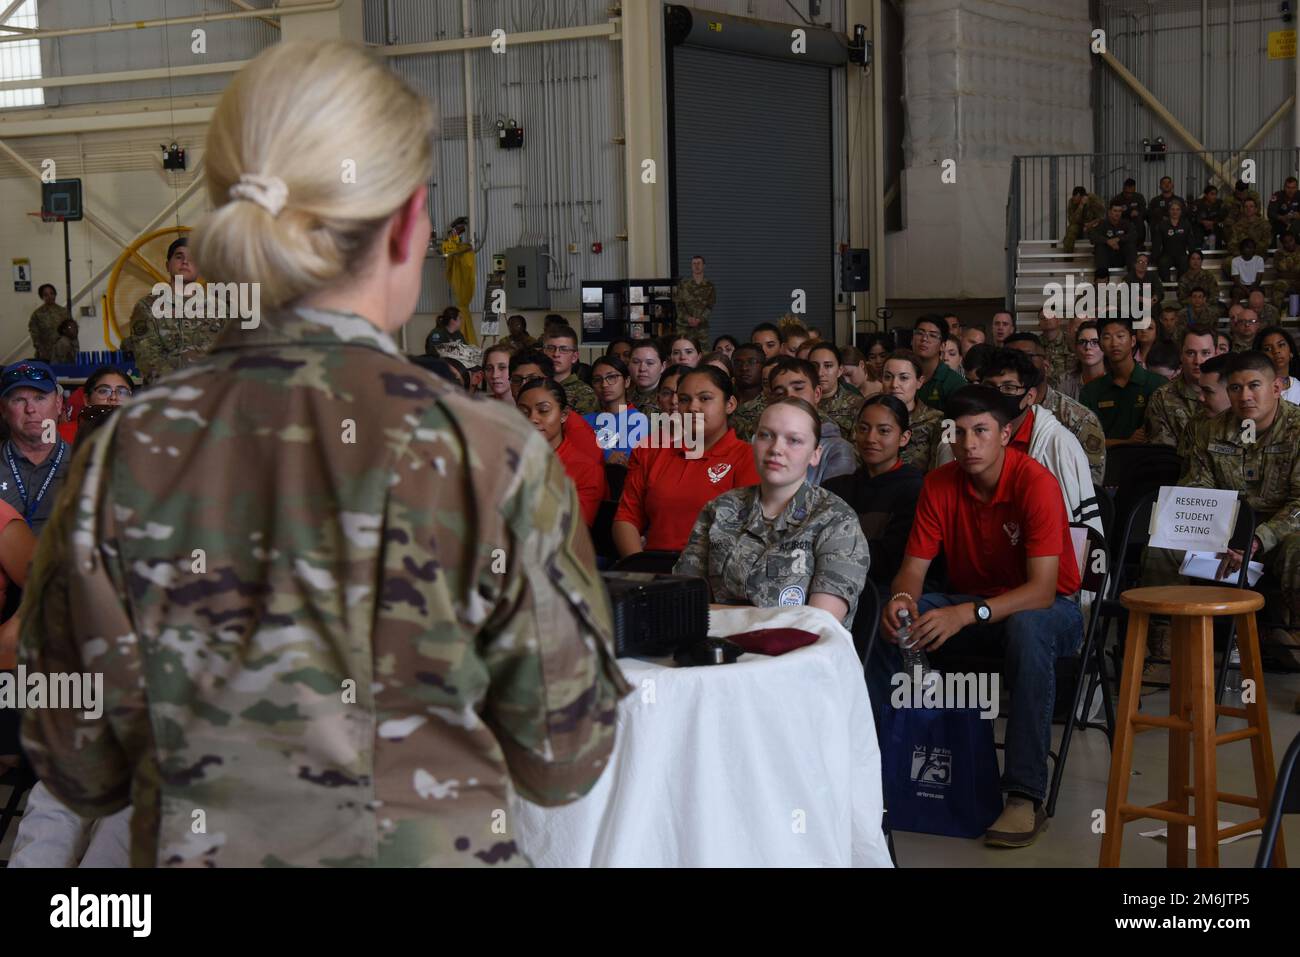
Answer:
[
  {"left": 897, "top": 609, "right": 927, "bottom": 671},
  {"left": 897, "top": 609, "right": 939, "bottom": 691}
]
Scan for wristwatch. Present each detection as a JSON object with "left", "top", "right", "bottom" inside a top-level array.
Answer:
[{"left": 973, "top": 599, "right": 992, "bottom": 624}]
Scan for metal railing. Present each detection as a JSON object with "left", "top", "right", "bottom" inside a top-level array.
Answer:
[{"left": 1006, "top": 148, "right": 1300, "bottom": 310}]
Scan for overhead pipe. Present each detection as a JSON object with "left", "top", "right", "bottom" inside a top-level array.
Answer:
[
  {"left": 381, "top": 21, "right": 618, "bottom": 58},
  {"left": 1229, "top": 0, "right": 1235, "bottom": 151},
  {"left": 1201, "top": 0, "right": 1208, "bottom": 145},
  {"left": 0, "top": 0, "right": 343, "bottom": 43}
]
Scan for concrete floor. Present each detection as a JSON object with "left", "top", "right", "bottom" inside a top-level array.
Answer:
[
  {"left": 4, "top": 673, "right": 1298, "bottom": 869},
  {"left": 893, "top": 669, "right": 1300, "bottom": 867}
]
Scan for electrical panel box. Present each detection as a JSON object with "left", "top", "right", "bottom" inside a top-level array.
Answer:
[{"left": 505, "top": 245, "right": 551, "bottom": 310}]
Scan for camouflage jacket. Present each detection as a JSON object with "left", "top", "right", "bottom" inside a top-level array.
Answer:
[
  {"left": 1274, "top": 249, "right": 1300, "bottom": 284},
  {"left": 1144, "top": 376, "right": 1201, "bottom": 454},
  {"left": 901, "top": 401, "right": 943, "bottom": 472},
  {"left": 730, "top": 393, "right": 769, "bottom": 442},
  {"left": 818, "top": 383, "right": 864, "bottom": 440},
  {"left": 559, "top": 373, "right": 599, "bottom": 415},
  {"left": 51, "top": 336, "right": 78, "bottom": 364},
  {"left": 628, "top": 384, "right": 660, "bottom": 416},
  {"left": 672, "top": 278, "right": 715, "bottom": 339},
  {"left": 673, "top": 481, "right": 869, "bottom": 627},
  {"left": 1181, "top": 400, "right": 1300, "bottom": 553},
  {"left": 1042, "top": 386, "right": 1106, "bottom": 486},
  {"left": 1225, "top": 190, "right": 1263, "bottom": 226},
  {"left": 130, "top": 293, "right": 228, "bottom": 386},
  {"left": 29, "top": 303, "right": 71, "bottom": 363},
  {"left": 1178, "top": 268, "right": 1221, "bottom": 304},
  {"left": 19, "top": 305, "right": 630, "bottom": 868},
  {"left": 1183, "top": 302, "right": 1221, "bottom": 329},
  {"left": 1070, "top": 194, "right": 1107, "bottom": 227},
  {"left": 1228, "top": 216, "right": 1274, "bottom": 258},
  {"left": 1042, "top": 333, "right": 1073, "bottom": 387}
]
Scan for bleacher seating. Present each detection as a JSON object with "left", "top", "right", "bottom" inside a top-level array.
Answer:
[{"left": 1012, "top": 239, "right": 1289, "bottom": 329}]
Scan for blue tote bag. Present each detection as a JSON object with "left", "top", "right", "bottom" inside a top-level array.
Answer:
[{"left": 880, "top": 703, "right": 1003, "bottom": 839}]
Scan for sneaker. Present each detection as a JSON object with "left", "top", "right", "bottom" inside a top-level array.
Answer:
[{"left": 985, "top": 795, "right": 1048, "bottom": 848}]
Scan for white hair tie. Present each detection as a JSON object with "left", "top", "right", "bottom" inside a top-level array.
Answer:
[{"left": 228, "top": 173, "right": 289, "bottom": 217}]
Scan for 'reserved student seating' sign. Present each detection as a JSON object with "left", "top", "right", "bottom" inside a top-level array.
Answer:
[{"left": 1148, "top": 486, "right": 1239, "bottom": 553}]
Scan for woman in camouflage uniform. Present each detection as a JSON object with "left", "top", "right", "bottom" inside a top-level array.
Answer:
[
  {"left": 881, "top": 351, "right": 942, "bottom": 471},
  {"left": 674, "top": 397, "right": 869, "bottom": 627}
]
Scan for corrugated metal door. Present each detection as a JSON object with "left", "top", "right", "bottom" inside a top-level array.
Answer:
[{"left": 672, "top": 46, "right": 834, "bottom": 343}]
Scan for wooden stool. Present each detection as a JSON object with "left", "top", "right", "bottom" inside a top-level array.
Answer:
[{"left": 1099, "top": 586, "right": 1287, "bottom": 867}]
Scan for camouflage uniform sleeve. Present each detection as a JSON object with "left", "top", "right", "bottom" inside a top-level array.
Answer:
[
  {"left": 1179, "top": 421, "right": 1215, "bottom": 490},
  {"left": 808, "top": 503, "right": 870, "bottom": 608},
  {"left": 19, "top": 418, "right": 147, "bottom": 820},
  {"left": 1144, "top": 388, "right": 1175, "bottom": 448},
  {"left": 476, "top": 428, "right": 632, "bottom": 806},
  {"left": 130, "top": 297, "right": 160, "bottom": 382},
  {"left": 699, "top": 282, "right": 716, "bottom": 322},
  {"left": 1255, "top": 444, "right": 1300, "bottom": 554},
  {"left": 672, "top": 499, "right": 717, "bottom": 581}
]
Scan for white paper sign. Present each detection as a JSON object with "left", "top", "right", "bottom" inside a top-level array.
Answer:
[
  {"left": 1179, "top": 551, "right": 1265, "bottom": 586},
  {"left": 1148, "top": 486, "right": 1238, "bottom": 553}
]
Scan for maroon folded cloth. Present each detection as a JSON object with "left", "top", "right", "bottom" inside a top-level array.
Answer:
[{"left": 724, "top": 628, "right": 820, "bottom": 656}]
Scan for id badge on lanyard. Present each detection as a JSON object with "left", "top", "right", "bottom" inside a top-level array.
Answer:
[{"left": 6, "top": 441, "right": 65, "bottom": 527}]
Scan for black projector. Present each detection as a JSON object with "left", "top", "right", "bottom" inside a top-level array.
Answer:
[{"left": 601, "top": 571, "right": 710, "bottom": 658}]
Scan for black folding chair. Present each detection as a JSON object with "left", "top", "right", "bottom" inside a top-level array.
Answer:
[
  {"left": 1212, "top": 501, "right": 1258, "bottom": 707},
  {"left": 1104, "top": 444, "right": 1182, "bottom": 533},
  {"left": 604, "top": 463, "right": 627, "bottom": 503},
  {"left": 1047, "top": 523, "right": 1114, "bottom": 817},
  {"left": 0, "top": 704, "right": 34, "bottom": 867},
  {"left": 1255, "top": 728, "right": 1299, "bottom": 868},
  {"left": 610, "top": 550, "right": 681, "bottom": 575},
  {"left": 850, "top": 578, "right": 881, "bottom": 670},
  {"left": 590, "top": 500, "right": 619, "bottom": 561}
]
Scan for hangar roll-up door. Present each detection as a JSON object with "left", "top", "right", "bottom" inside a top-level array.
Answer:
[{"left": 670, "top": 40, "right": 837, "bottom": 343}]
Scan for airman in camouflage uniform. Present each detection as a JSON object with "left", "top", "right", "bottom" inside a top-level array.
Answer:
[
  {"left": 1183, "top": 299, "right": 1221, "bottom": 330},
  {"left": 559, "top": 372, "right": 599, "bottom": 415},
  {"left": 19, "top": 304, "right": 631, "bottom": 868},
  {"left": 730, "top": 393, "right": 768, "bottom": 442},
  {"left": 1227, "top": 206, "right": 1274, "bottom": 258},
  {"left": 818, "top": 382, "right": 864, "bottom": 441},
  {"left": 1178, "top": 263, "right": 1221, "bottom": 304},
  {"left": 1142, "top": 398, "right": 1300, "bottom": 637},
  {"left": 1041, "top": 385, "right": 1106, "bottom": 486},
  {"left": 1272, "top": 233, "right": 1300, "bottom": 309},
  {"left": 1063, "top": 189, "right": 1106, "bottom": 253},
  {"left": 130, "top": 292, "right": 229, "bottom": 386},
  {"left": 29, "top": 300, "right": 71, "bottom": 363},
  {"left": 673, "top": 481, "right": 869, "bottom": 627},
  {"left": 672, "top": 266, "right": 716, "bottom": 342},
  {"left": 1143, "top": 375, "right": 1201, "bottom": 454},
  {"left": 1225, "top": 184, "right": 1263, "bottom": 229},
  {"left": 901, "top": 401, "right": 943, "bottom": 472},
  {"left": 50, "top": 321, "right": 79, "bottom": 365}
]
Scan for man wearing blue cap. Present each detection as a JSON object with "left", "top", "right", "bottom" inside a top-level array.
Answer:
[{"left": 0, "top": 360, "right": 70, "bottom": 534}]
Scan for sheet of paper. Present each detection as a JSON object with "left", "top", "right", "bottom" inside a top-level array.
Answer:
[
  {"left": 1139, "top": 823, "right": 1262, "bottom": 848},
  {"left": 1179, "top": 550, "right": 1265, "bottom": 587},
  {"left": 1149, "top": 486, "right": 1239, "bottom": 553}
]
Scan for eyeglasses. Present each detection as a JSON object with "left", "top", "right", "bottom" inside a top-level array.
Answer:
[
  {"left": 2, "top": 364, "right": 53, "bottom": 388},
  {"left": 92, "top": 385, "right": 133, "bottom": 400},
  {"left": 591, "top": 373, "right": 623, "bottom": 386},
  {"left": 543, "top": 344, "right": 576, "bottom": 355},
  {"left": 912, "top": 330, "right": 942, "bottom": 342},
  {"left": 988, "top": 383, "right": 1030, "bottom": 396},
  {"left": 1077, "top": 339, "right": 1101, "bottom": 348}
]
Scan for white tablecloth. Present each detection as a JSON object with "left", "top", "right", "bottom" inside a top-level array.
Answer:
[{"left": 513, "top": 605, "right": 892, "bottom": 867}]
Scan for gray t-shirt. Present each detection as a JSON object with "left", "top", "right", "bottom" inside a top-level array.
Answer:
[{"left": 0, "top": 438, "right": 70, "bottom": 535}]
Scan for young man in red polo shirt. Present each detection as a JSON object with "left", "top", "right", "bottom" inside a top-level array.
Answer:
[{"left": 870, "top": 385, "right": 1083, "bottom": 848}]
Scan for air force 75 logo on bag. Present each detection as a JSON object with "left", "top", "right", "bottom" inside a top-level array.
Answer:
[
  {"left": 910, "top": 747, "right": 953, "bottom": 786},
  {"left": 778, "top": 585, "right": 805, "bottom": 606},
  {"left": 706, "top": 463, "right": 732, "bottom": 484}
]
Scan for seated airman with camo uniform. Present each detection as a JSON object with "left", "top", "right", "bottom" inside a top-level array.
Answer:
[{"left": 674, "top": 397, "right": 869, "bottom": 627}]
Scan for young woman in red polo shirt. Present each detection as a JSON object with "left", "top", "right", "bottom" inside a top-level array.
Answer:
[
  {"left": 515, "top": 377, "right": 607, "bottom": 527},
  {"left": 511, "top": 350, "right": 603, "bottom": 467},
  {"left": 613, "top": 365, "right": 759, "bottom": 556}
]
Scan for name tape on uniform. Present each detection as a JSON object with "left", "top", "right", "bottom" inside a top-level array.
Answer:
[{"left": 1148, "top": 486, "right": 1238, "bottom": 553}]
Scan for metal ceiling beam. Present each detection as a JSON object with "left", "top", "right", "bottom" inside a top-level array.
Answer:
[
  {"left": 380, "top": 20, "right": 619, "bottom": 58},
  {"left": 0, "top": 106, "right": 214, "bottom": 137},
  {"left": 224, "top": 0, "right": 281, "bottom": 32},
  {"left": 0, "top": 0, "right": 33, "bottom": 35},
  {"left": 1097, "top": 50, "right": 1230, "bottom": 185},
  {"left": 0, "top": 59, "right": 248, "bottom": 93},
  {"left": 0, "top": 0, "right": 342, "bottom": 43}
]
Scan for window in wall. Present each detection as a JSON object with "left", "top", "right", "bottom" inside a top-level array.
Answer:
[{"left": 0, "top": 0, "right": 43, "bottom": 109}]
